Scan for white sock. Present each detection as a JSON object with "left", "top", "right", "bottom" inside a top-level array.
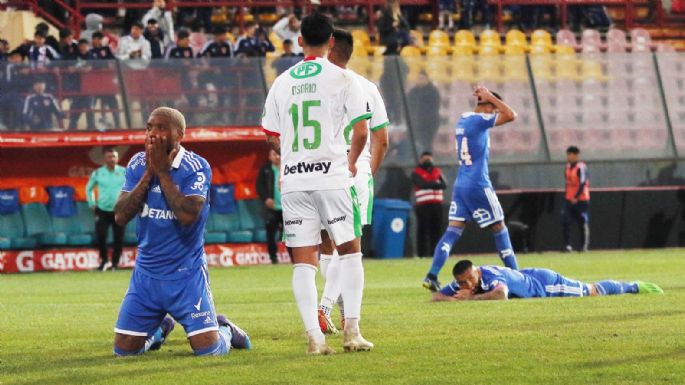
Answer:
[
  {"left": 320, "top": 254, "right": 342, "bottom": 310},
  {"left": 319, "top": 254, "right": 333, "bottom": 280},
  {"left": 292, "top": 263, "right": 323, "bottom": 342},
  {"left": 339, "top": 252, "right": 364, "bottom": 329}
]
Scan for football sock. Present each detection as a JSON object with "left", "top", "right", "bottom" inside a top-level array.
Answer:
[
  {"left": 340, "top": 252, "right": 364, "bottom": 321},
  {"left": 113, "top": 326, "right": 163, "bottom": 356},
  {"left": 595, "top": 280, "right": 638, "bottom": 295},
  {"left": 320, "top": 255, "right": 342, "bottom": 311},
  {"left": 345, "top": 317, "right": 360, "bottom": 334},
  {"left": 292, "top": 263, "right": 322, "bottom": 338},
  {"left": 428, "top": 226, "right": 463, "bottom": 277},
  {"left": 493, "top": 227, "right": 519, "bottom": 270},
  {"left": 319, "top": 254, "right": 333, "bottom": 280},
  {"left": 193, "top": 326, "right": 232, "bottom": 356}
]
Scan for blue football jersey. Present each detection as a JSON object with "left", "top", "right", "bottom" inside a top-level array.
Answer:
[
  {"left": 478, "top": 265, "right": 545, "bottom": 298},
  {"left": 455, "top": 112, "right": 498, "bottom": 187},
  {"left": 122, "top": 146, "right": 211, "bottom": 280}
]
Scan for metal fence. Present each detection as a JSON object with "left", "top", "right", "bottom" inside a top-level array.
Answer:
[{"left": 2, "top": 53, "right": 684, "bottom": 166}]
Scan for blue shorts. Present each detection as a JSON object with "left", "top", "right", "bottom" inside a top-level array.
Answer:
[
  {"left": 114, "top": 264, "right": 219, "bottom": 337},
  {"left": 449, "top": 184, "right": 504, "bottom": 228},
  {"left": 522, "top": 268, "right": 590, "bottom": 297}
]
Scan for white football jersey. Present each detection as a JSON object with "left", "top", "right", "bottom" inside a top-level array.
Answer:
[
  {"left": 343, "top": 70, "right": 389, "bottom": 174},
  {"left": 262, "top": 57, "right": 370, "bottom": 194}
]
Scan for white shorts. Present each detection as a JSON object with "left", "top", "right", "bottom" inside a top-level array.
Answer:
[
  {"left": 354, "top": 172, "right": 374, "bottom": 226},
  {"left": 282, "top": 188, "right": 362, "bottom": 248}
]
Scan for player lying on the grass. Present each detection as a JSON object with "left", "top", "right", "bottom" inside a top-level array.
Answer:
[
  {"left": 317, "top": 28, "right": 389, "bottom": 335},
  {"left": 432, "top": 259, "right": 664, "bottom": 301},
  {"left": 112, "top": 107, "right": 250, "bottom": 356},
  {"left": 423, "top": 86, "right": 520, "bottom": 293}
]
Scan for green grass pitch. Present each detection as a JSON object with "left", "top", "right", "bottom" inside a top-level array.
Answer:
[{"left": 1, "top": 249, "right": 684, "bottom": 385}]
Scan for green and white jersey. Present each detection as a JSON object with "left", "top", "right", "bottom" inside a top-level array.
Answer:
[
  {"left": 262, "top": 56, "right": 370, "bottom": 194},
  {"left": 343, "top": 70, "right": 390, "bottom": 174}
]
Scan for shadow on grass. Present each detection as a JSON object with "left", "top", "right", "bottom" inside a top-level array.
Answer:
[{"left": 567, "top": 347, "right": 685, "bottom": 369}]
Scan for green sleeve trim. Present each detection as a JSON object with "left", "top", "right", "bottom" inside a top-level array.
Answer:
[
  {"left": 370, "top": 121, "right": 389, "bottom": 132},
  {"left": 348, "top": 112, "right": 372, "bottom": 128}
]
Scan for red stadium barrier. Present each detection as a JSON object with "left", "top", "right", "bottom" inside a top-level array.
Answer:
[{"left": 0, "top": 243, "right": 291, "bottom": 273}]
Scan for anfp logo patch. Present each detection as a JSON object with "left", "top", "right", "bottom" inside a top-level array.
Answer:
[{"left": 290, "top": 62, "right": 322, "bottom": 79}]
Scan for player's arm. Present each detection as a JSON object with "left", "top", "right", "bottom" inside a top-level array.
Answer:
[
  {"left": 455, "top": 284, "right": 509, "bottom": 301},
  {"left": 149, "top": 137, "right": 206, "bottom": 226},
  {"left": 266, "top": 135, "right": 280, "bottom": 155},
  {"left": 369, "top": 127, "right": 388, "bottom": 175},
  {"left": 262, "top": 81, "right": 281, "bottom": 154},
  {"left": 573, "top": 166, "right": 588, "bottom": 199},
  {"left": 114, "top": 168, "right": 153, "bottom": 226},
  {"left": 432, "top": 292, "right": 460, "bottom": 302},
  {"left": 349, "top": 119, "right": 368, "bottom": 177},
  {"left": 431, "top": 281, "right": 461, "bottom": 302},
  {"left": 475, "top": 86, "right": 517, "bottom": 126},
  {"left": 85, "top": 170, "right": 97, "bottom": 208}
]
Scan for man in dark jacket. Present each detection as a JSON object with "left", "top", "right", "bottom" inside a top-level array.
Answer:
[
  {"left": 411, "top": 152, "right": 447, "bottom": 258},
  {"left": 255, "top": 149, "right": 283, "bottom": 264}
]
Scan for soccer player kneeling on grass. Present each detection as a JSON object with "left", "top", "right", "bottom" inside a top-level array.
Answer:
[
  {"left": 262, "top": 14, "right": 373, "bottom": 355},
  {"left": 432, "top": 259, "right": 663, "bottom": 301},
  {"left": 112, "top": 107, "right": 250, "bottom": 356}
]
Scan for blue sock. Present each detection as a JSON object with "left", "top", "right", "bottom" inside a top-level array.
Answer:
[
  {"left": 193, "top": 326, "right": 232, "bottom": 356},
  {"left": 113, "top": 327, "right": 162, "bottom": 356},
  {"left": 595, "top": 280, "right": 638, "bottom": 295},
  {"left": 493, "top": 227, "right": 519, "bottom": 270},
  {"left": 428, "top": 226, "right": 463, "bottom": 278}
]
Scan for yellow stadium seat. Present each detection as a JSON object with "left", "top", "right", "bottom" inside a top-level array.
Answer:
[
  {"left": 428, "top": 30, "right": 450, "bottom": 47},
  {"left": 400, "top": 46, "right": 422, "bottom": 57},
  {"left": 529, "top": 44, "right": 551, "bottom": 55},
  {"left": 479, "top": 29, "right": 501, "bottom": 47},
  {"left": 426, "top": 45, "right": 448, "bottom": 56},
  {"left": 410, "top": 30, "right": 425, "bottom": 48},
  {"left": 452, "top": 57, "right": 476, "bottom": 81},
  {"left": 452, "top": 45, "right": 475, "bottom": 56},
  {"left": 531, "top": 29, "right": 552, "bottom": 48},
  {"left": 478, "top": 44, "right": 500, "bottom": 56},
  {"left": 351, "top": 29, "right": 372, "bottom": 47},
  {"left": 503, "top": 56, "right": 527, "bottom": 81},
  {"left": 554, "top": 44, "right": 576, "bottom": 54},
  {"left": 257, "top": 13, "right": 279, "bottom": 24},
  {"left": 372, "top": 46, "right": 386, "bottom": 56},
  {"left": 504, "top": 45, "right": 525, "bottom": 55},
  {"left": 580, "top": 60, "right": 607, "bottom": 80},
  {"left": 505, "top": 29, "right": 528, "bottom": 51},
  {"left": 556, "top": 58, "right": 579, "bottom": 80},
  {"left": 352, "top": 47, "right": 368, "bottom": 57},
  {"left": 529, "top": 55, "right": 554, "bottom": 80},
  {"left": 454, "top": 30, "right": 477, "bottom": 49},
  {"left": 477, "top": 56, "right": 502, "bottom": 82}
]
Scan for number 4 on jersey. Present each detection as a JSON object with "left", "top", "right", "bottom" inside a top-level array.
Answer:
[
  {"left": 460, "top": 137, "right": 473, "bottom": 166},
  {"left": 289, "top": 100, "right": 321, "bottom": 152}
]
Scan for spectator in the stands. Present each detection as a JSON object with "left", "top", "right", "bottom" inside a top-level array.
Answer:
[
  {"left": 35, "top": 22, "right": 60, "bottom": 52},
  {"left": 0, "top": 50, "right": 28, "bottom": 129},
  {"left": 177, "top": 1, "right": 212, "bottom": 34},
  {"left": 569, "top": 6, "right": 611, "bottom": 30},
  {"left": 377, "top": 0, "right": 410, "bottom": 47},
  {"left": 144, "top": 18, "right": 166, "bottom": 59},
  {"left": 80, "top": 13, "right": 104, "bottom": 44},
  {"left": 143, "top": 0, "right": 175, "bottom": 46},
  {"left": 28, "top": 31, "right": 61, "bottom": 64},
  {"left": 166, "top": 29, "right": 194, "bottom": 59},
  {"left": 199, "top": 25, "right": 233, "bottom": 57},
  {"left": 273, "top": 14, "right": 303, "bottom": 55},
  {"left": 88, "top": 32, "right": 121, "bottom": 129},
  {"left": 76, "top": 39, "right": 90, "bottom": 60},
  {"left": 272, "top": 39, "right": 300, "bottom": 75},
  {"left": 88, "top": 31, "right": 115, "bottom": 60},
  {"left": 57, "top": 28, "right": 78, "bottom": 60},
  {"left": 67, "top": 39, "right": 95, "bottom": 130},
  {"left": 0, "top": 39, "right": 9, "bottom": 61},
  {"left": 438, "top": 0, "right": 456, "bottom": 30},
  {"left": 117, "top": 21, "right": 152, "bottom": 61},
  {"left": 256, "top": 148, "right": 283, "bottom": 265},
  {"left": 23, "top": 80, "right": 64, "bottom": 131},
  {"left": 234, "top": 22, "right": 275, "bottom": 57},
  {"left": 407, "top": 71, "right": 441, "bottom": 154},
  {"left": 460, "top": 0, "right": 492, "bottom": 29}
]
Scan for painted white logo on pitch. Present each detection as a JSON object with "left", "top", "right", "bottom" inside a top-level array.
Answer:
[{"left": 390, "top": 218, "right": 404, "bottom": 233}]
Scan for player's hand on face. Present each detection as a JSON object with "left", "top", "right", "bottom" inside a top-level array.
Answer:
[{"left": 147, "top": 135, "right": 175, "bottom": 175}]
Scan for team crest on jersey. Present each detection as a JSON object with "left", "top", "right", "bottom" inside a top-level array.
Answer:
[{"left": 290, "top": 62, "right": 322, "bottom": 79}]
